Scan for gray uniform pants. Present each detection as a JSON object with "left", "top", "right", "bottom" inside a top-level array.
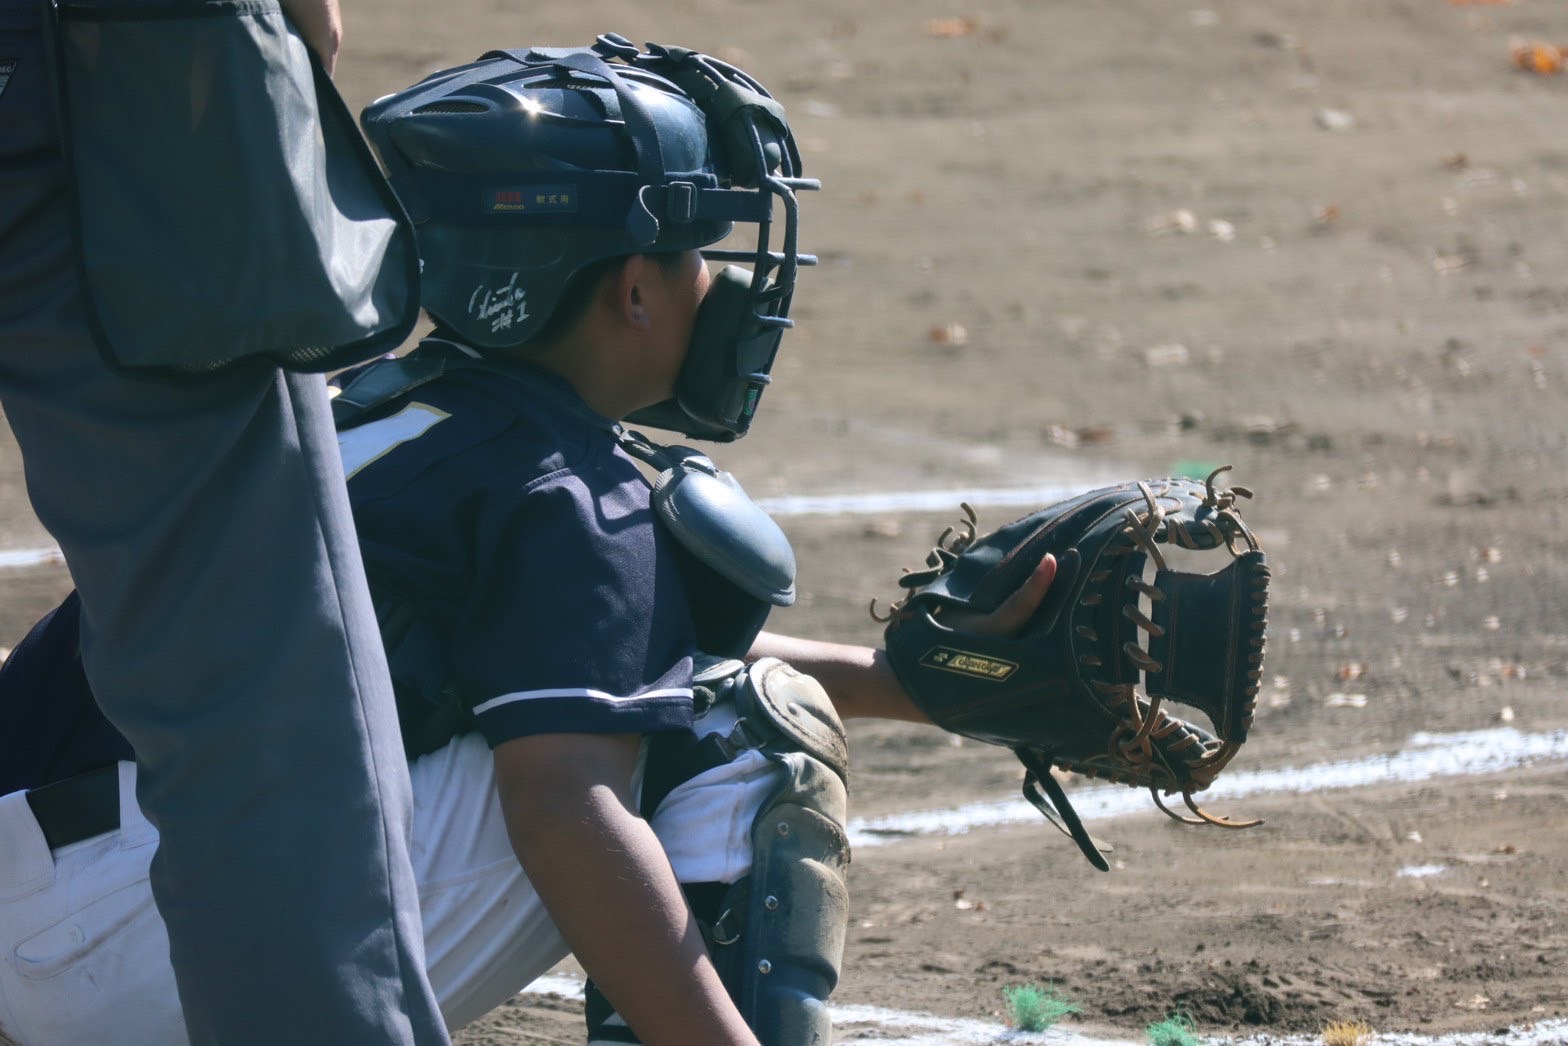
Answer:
[{"left": 0, "top": 14, "right": 447, "bottom": 1045}]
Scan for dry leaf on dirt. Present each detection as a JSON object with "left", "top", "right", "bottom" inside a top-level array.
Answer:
[
  {"left": 1510, "top": 40, "right": 1565, "bottom": 75},
  {"left": 1144, "top": 343, "right": 1189, "bottom": 366},
  {"left": 924, "top": 16, "right": 978, "bottom": 38},
  {"left": 928, "top": 322, "right": 969, "bottom": 346}
]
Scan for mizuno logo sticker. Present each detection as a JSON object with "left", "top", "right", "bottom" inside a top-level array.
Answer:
[{"left": 919, "top": 646, "right": 1018, "bottom": 681}]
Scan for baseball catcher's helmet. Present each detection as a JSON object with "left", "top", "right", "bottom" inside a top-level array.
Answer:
[{"left": 362, "top": 33, "right": 818, "bottom": 440}]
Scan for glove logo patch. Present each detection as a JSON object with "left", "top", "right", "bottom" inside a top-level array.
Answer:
[{"left": 920, "top": 646, "right": 1018, "bottom": 682}]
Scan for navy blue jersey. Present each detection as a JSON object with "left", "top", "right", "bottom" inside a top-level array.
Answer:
[
  {"left": 342, "top": 340, "right": 697, "bottom": 751},
  {"left": 0, "top": 340, "right": 697, "bottom": 787}
]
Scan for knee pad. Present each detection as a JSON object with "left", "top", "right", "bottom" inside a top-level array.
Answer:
[
  {"left": 601, "top": 658, "right": 850, "bottom": 1045},
  {"left": 710, "top": 659, "right": 851, "bottom": 1046}
]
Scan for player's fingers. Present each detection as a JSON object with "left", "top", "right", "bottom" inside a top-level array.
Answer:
[
  {"left": 994, "top": 552, "right": 1057, "bottom": 633},
  {"left": 943, "top": 553, "right": 1056, "bottom": 637}
]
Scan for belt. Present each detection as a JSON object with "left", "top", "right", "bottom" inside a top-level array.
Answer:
[{"left": 24, "top": 764, "right": 120, "bottom": 850}]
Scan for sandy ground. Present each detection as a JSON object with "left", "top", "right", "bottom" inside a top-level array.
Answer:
[{"left": 4, "top": 0, "right": 1567, "bottom": 1041}]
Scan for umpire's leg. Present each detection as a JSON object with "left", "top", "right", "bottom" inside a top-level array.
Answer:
[{"left": 0, "top": 18, "right": 447, "bottom": 1046}]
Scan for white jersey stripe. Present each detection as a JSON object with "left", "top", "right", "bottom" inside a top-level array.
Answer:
[
  {"left": 338, "top": 401, "right": 452, "bottom": 480},
  {"left": 471, "top": 686, "right": 694, "bottom": 717}
]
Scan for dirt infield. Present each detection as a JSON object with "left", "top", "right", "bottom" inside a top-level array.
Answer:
[{"left": 4, "top": 0, "right": 1567, "bottom": 1041}]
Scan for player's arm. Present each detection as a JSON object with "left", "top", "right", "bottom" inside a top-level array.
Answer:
[
  {"left": 279, "top": 0, "right": 343, "bottom": 74},
  {"left": 492, "top": 731, "right": 758, "bottom": 1046},
  {"left": 747, "top": 553, "right": 1056, "bottom": 721}
]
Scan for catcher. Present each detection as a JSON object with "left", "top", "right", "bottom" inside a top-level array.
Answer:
[{"left": 0, "top": 35, "right": 1267, "bottom": 1046}]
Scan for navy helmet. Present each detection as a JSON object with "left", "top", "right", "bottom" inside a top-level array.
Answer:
[{"left": 362, "top": 34, "right": 818, "bottom": 440}]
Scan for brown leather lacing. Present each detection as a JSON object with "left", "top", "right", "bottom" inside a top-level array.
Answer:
[
  {"left": 882, "top": 466, "right": 1267, "bottom": 833},
  {"left": 1079, "top": 468, "right": 1263, "bottom": 830}
]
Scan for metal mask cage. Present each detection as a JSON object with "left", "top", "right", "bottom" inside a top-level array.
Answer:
[{"left": 593, "top": 34, "right": 819, "bottom": 440}]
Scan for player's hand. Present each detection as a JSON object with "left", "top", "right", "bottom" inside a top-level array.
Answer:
[
  {"left": 939, "top": 553, "right": 1057, "bottom": 637},
  {"left": 280, "top": 0, "right": 343, "bottom": 76},
  {"left": 746, "top": 555, "right": 1057, "bottom": 726}
]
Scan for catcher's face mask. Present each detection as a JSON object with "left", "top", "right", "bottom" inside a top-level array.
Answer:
[{"left": 362, "top": 33, "right": 818, "bottom": 442}]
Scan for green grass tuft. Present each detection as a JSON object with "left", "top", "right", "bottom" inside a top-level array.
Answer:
[
  {"left": 1146, "top": 1011, "right": 1201, "bottom": 1046},
  {"left": 1001, "top": 982, "right": 1081, "bottom": 1033}
]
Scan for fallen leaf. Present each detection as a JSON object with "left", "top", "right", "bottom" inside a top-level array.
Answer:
[
  {"left": 863, "top": 518, "right": 902, "bottom": 539},
  {"left": 929, "top": 322, "right": 969, "bottom": 346},
  {"left": 1511, "top": 40, "right": 1564, "bottom": 75},
  {"left": 1046, "top": 425, "right": 1080, "bottom": 448},
  {"left": 925, "top": 16, "right": 978, "bottom": 37},
  {"left": 1076, "top": 425, "right": 1116, "bottom": 444},
  {"left": 1147, "top": 208, "right": 1200, "bottom": 235},
  {"left": 1315, "top": 108, "right": 1357, "bottom": 132},
  {"left": 1144, "top": 343, "right": 1190, "bottom": 367}
]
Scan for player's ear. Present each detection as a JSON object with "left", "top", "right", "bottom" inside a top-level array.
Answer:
[{"left": 607, "top": 255, "right": 653, "bottom": 333}]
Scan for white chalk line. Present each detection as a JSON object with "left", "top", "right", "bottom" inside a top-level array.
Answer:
[
  {"left": 827, "top": 728, "right": 1566, "bottom": 1043},
  {"left": 848, "top": 727, "right": 1568, "bottom": 847},
  {"left": 753, "top": 478, "right": 1125, "bottom": 518},
  {"left": 13, "top": 486, "right": 1560, "bottom": 1043},
  {"left": 516, "top": 731, "right": 1568, "bottom": 1045},
  {"left": 0, "top": 546, "right": 63, "bottom": 569},
  {"left": 520, "top": 972, "right": 1568, "bottom": 1045}
]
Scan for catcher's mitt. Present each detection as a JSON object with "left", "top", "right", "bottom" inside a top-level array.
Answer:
[{"left": 878, "top": 467, "right": 1269, "bottom": 870}]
